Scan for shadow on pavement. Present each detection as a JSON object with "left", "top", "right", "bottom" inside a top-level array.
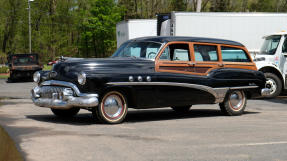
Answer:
[
  {"left": 26, "top": 109, "right": 259, "bottom": 125},
  {"left": 6, "top": 78, "right": 33, "bottom": 83},
  {"left": 255, "top": 94, "right": 287, "bottom": 104}
]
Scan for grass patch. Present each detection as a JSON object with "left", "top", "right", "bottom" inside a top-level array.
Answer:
[
  {"left": 43, "top": 65, "right": 52, "bottom": 71},
  {"left": 0, "top": 74, "right": 8, "bottom": 79},
  {"left": 0, "top": 126, "right": 23, "bottom": 161}
]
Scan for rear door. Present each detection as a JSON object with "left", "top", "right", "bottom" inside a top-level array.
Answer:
[
  {"left": 156, "top": 42, "right": 193, "bottom": 74},
  {"left": 191, "top": 43, "right": 221, "bottom": 75}
]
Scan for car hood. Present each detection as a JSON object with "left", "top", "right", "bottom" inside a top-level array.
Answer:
[{"left": 52, "top": 57, "right": 155, "bottom": 79}]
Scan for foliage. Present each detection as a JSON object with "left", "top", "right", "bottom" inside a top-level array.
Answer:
[
  {"left": 0, "top": 0, "right": 287, "bottom": 62},
  {"left": 0, "top": 66, "right": 9, "bottom": 73}
]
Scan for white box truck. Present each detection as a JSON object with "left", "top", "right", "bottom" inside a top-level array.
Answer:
[
  {"left": 159, "top": 12, "right": 287, "bottom": 52},
  {"left": 116, "top": 19, "right": 157, "bottom": 48}
]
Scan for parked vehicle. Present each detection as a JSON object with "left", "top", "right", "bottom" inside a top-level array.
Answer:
[
  {"left": 8, "top": 54, "right": 42, "bottom": 81},
  {"left": 116, "top": 19, "right": 157, "bottom": 47},
  {"left": 253, "top": 31, "right": 287, "bottom": 98},
  {"left": 117, "top": 12, "right": 287, "bottom": 53},
  {"left": 31, "top": 36, "right": 270, "bottom": 124}
]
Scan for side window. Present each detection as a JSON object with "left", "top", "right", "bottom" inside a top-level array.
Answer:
[
  {"left": 221, "top": 46, "right": 251, "bottom": 62},
  {"left": 194, "top": 44, "right": 218, "bottom": 61},
  {"left": 159, "top": 44, "right": 190, "bottom": 61},
  {"left": 159, "top": 47, "right": 170, "bottom": 60}
]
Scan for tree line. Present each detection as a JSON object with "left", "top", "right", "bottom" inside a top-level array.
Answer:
[{"left": 0, "top": 0, "right": 287, "bottom": 63}]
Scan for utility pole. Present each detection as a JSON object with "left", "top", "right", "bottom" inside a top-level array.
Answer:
[
  {"left": 196, "top": 0, "right": 202, "bottom": 12},
  {"left": 28, "top": 0, "right": 34, "bottom": 54}
]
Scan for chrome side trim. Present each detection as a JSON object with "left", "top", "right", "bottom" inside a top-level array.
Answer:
[
  {"left": 107, "top": 82, "right": 260, "bottom": 103},
  {"left": 230, "top": 86, "right": 259, "bottom": 90},
  {"left": 107, "top": 81, "right": 218, "bottom": 97},
  {"left": 41, "top": 80, "right": 98, "bottom": 97}
]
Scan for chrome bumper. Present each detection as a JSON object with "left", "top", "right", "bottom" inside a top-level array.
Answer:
[
  {"left": 31, "top": 80, "right": 99, "bottom": 109},
  {"left": 261, "top": 88, "right": 272, "bottom": 96}
]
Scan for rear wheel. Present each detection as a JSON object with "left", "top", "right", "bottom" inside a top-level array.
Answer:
[
  {"left": 51, "top": 108, "right": 80, "bottom": 117},
  {"left": 93, "top": 91, "right": 128, "bottom": 124},
  {"left": 171, "top": 106, "right": 192, "bottom": 113},
  {"left": 219, "top": 90, "right": 246, "bottom": 116},
  {"left": 264, "top": 73, "right": 282, "bottom": 98}
]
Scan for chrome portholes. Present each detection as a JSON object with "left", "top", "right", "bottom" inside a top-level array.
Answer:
[
  {"left": 129, "top": 76, "right": 134, "bottom": 82},
  {"left": 102, "top": 93, "right": 125, "bottom": 119},
  {"left": 228, "top": 90, "right": 245, "bottom": 111},
  {"left": 128, "top": 76, "right": 152, "bottom": 82},
  {"left": 146, "top": 76, "right": 151, "bottom": 82},
  {"left": 138, "top": 76, "right": 143, "bottom": 82}
]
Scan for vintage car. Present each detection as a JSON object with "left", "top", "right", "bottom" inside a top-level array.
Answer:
[
  {"left": 31, "top": 36, "right": 270, "bottom": 124},
  {"left": 8, "top": 54, "right": 42, "bottom": 81}
]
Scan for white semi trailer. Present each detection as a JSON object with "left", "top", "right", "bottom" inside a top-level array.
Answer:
[{"left": 159, "top": 12, "right": 287, "bottom": 52}]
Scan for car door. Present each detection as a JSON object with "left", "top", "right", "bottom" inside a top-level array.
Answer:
[
  {"left": 191, "top": 43, "right": 221, "bottom": 75},
  {"left": 155, "top": 42, "right": 195, "bottom": 106},
  {"left": 155, "top": 42, "right": 194, "bottom": 74}
]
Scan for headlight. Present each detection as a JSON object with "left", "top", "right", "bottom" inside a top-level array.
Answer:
[
  {"left": 77, "top": 72, "right": 86, "bottom": 85},
  {"left": 33, "top": 71, "right": 41, "bottom": 83}
]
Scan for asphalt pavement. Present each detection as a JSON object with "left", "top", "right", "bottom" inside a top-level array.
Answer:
[{"left": 0, "top": 79, "right": 287, "bottom": 161}]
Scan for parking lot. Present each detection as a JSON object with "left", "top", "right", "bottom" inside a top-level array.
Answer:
[{"left": 0, "top": 79, "right": 287, "bottom": 161}]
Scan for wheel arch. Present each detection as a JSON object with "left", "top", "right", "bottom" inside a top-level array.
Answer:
[
  {"left": 102, "top": 86, "right": 137, "bottom": 108},
  {"left": 258, "top": 66, "right": 284, "bottom": 86}
]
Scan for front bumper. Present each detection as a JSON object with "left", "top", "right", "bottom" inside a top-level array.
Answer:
[{"left": 31, "top": 80, "right": 99, "bottom": 109}]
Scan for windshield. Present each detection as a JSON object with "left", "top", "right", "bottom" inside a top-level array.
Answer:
[
  {"left": 112, "top": 41, "right": 162, "bottom": 60},
  {"left": 260, "top": 35, "right": 281, "bottom": 55},
  {"left": 12, "top": 55, "right": 38, "bottom": 66}
]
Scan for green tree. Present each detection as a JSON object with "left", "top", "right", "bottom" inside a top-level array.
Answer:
[{"left": 80, "top": 0, "right": 123, "bottom": 57}]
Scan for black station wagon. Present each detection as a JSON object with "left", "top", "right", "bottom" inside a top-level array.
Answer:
[{"left": 31, "top": 36, "right": 270, "bottom": 124}]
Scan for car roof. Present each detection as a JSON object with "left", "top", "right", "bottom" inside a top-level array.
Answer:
[{"left": 129, "top": 36, "right": 244, "bottom": 47}]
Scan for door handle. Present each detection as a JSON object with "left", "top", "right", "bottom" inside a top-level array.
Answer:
[
  {"left": 188, "top": 62, "right": 195, "bottom": 66},
  {"left": 218, "top": 63, "right": 224, "bottom": 67}
]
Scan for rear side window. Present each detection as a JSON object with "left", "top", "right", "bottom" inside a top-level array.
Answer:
[
  {"left": 194, "top": 44, "right": 218, "bottom": 61},
  {"left": 221, "top": 46, "right": 251, "bottom": 62}
]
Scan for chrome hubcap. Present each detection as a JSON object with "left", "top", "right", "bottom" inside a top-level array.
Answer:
[
  {"left": 266, "top": 78, "right": 277, "bottom": 95},
  {"left": 103, "top": 94, "right": 123, "bottom": 119},
  {"left": 229, "top": 91, "right": 244, "bottom": 110}
]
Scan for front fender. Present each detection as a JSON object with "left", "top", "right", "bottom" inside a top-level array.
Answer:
[{"left": 255, "top": 61, "right": 281, "bottom": 73}]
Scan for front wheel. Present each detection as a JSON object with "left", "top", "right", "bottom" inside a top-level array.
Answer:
[
  {"left": 219, "top": 90, "right": 247, "bottom": 116},
  {"left": 93, "top": 91, "right": 128, "bottom": 124},
  {"left": 51, "top": 108, "right": 80, "bottom": 117},
  {"left": 264, "top": 73, "right": 282, "bottom": 98}
]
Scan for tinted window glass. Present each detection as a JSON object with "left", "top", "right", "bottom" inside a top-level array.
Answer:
[
  {"left": 194, "top": 44, "right": 218, "bottom": 61},
  {"left": 221, "top": 46, "right": 251, "bottom": 62},
  {"left": 282, "top": 36, "right": 287, "bottom": 53},
  {"left": 160, "top": 44, "right": 190, "bottom": 61}
]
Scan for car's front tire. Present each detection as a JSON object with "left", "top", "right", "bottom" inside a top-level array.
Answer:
[
  {"left": 219, "top": 90, "right": 246, "bottom": 116},
  {"left": 93, "top": 91, "right": 128, "bottom": 124},
  {"left": 51, "top": 108, "right": 80, "bottom": 117}
]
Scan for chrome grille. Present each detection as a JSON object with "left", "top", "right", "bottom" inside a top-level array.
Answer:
[{"left": 39, "top": 86, "right": 71, "bottom": 98}]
